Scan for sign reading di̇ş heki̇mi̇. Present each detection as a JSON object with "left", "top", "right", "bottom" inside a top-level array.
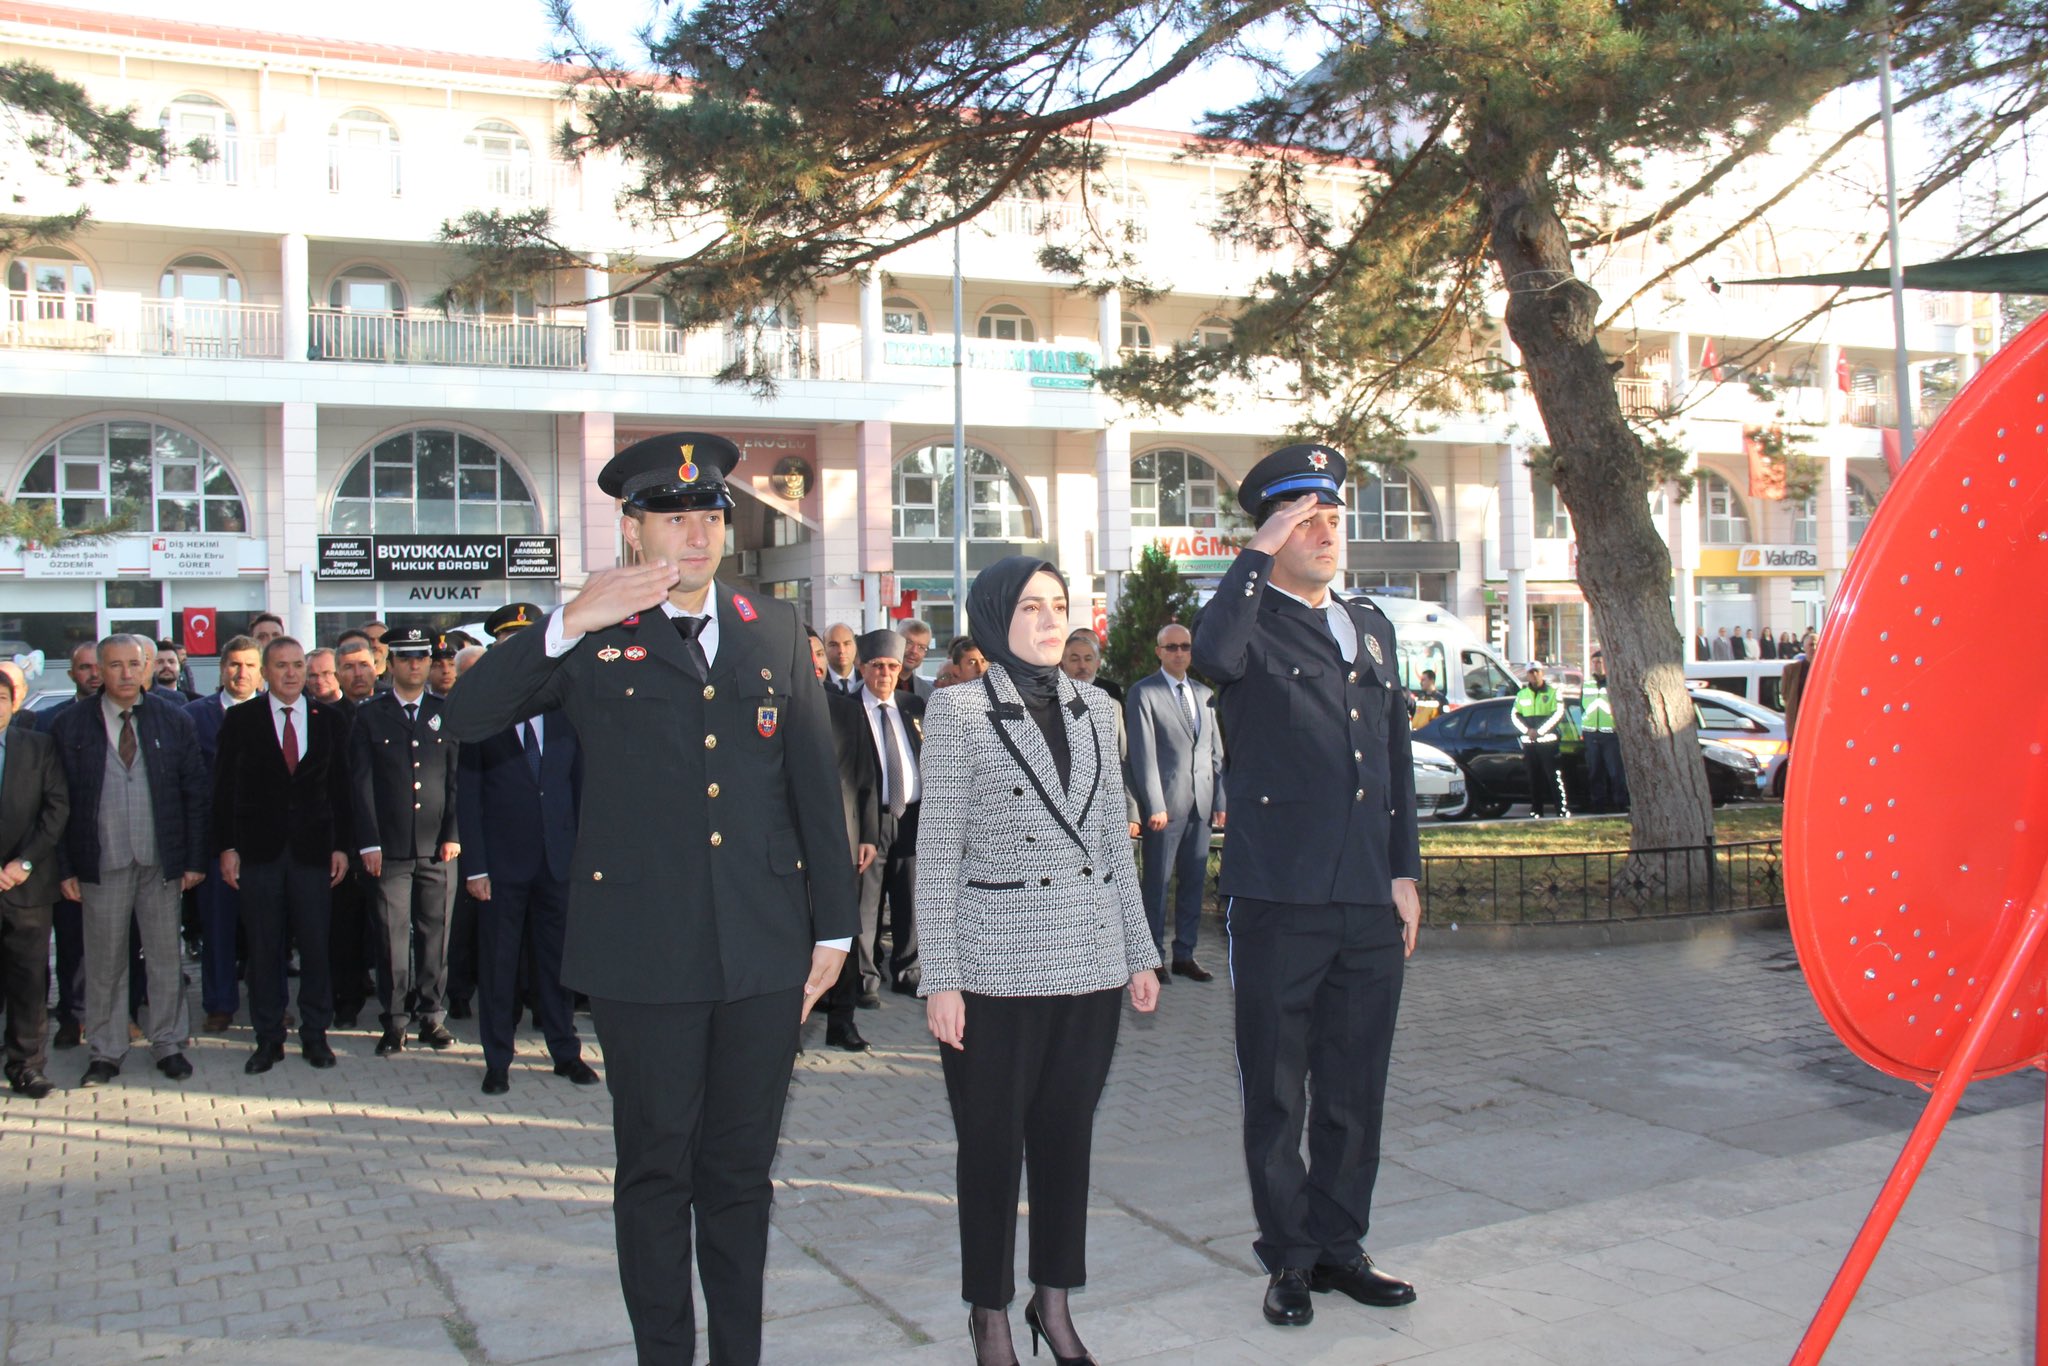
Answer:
[{"left": 317, "top": 535, "right": 560, "bottom": 582}]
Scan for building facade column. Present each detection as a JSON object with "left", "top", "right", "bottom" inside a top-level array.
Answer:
[
  {"left": 1670, "top": 450, "right": 1703, "bottom": 639},
  {"left": 1669, "top": 328, "right": 1691, "bottom": 404},
  {"left": 1497, "top": 443, "right": 1532, "bottom": 662},
  {"left": 275, "top": 403, "right": 317, "bottom": 635},
  {"left": 573, "top": 411, "right": 617, "bottom": 575},
  {"left": 860, "top": 273, "right": 884, "bottom": 381},
  {"left": 1821, "top": 342, "right": 1842, "bottom": 425},
  {"left": 855, "top": 419, "right": 894, "bottom": 628},
  {"left": 280, "top": 232, "right": 309, "bottom": 361},
  {"left": 1097, "top": 286, "right": 1121, "bottom": 359},
  {"left": 582, "top": 253, "right": 611, "bottom": 373},
  {"left": 1095, "top": 425, "right": 1133, "bottom": 614}
]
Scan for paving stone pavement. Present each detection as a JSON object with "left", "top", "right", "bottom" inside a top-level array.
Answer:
[{"left": 2, "top": 924, "right": 2041, "bottom": 1364}]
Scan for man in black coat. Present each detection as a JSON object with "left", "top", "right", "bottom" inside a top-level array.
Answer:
[
  {"left": 213, "top": 637, "right": 353, "bottom": 1073},
  {"left": 808, "top": 625, "right": 880, "bottom": 1051},
  {"left": 35, "top": 642, "right": 100, "bottom": 1050},
  {"left": 348, "top": 627, "right": 461, "bottom": 1056},
  {"left": 184, "top": 634, "right": 264, "bottom": 1032},
  {"left": 444, "top": 432, "right": 856, "bottom": 1366},
  {"left": 0, "top": 670, "right": 69, "bottom": 1099},
  {"left": 457, "top": 601, "right": 594, "bottom": 1095},
  {"left": 1192, "top": 445, "right": 1423, "bottom": 1329},
  {"left": 850, "top": 628, "right": 924, "bottom": 1000}
]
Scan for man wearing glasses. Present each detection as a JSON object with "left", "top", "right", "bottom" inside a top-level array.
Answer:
[{"left": 1123, "top": 623, "right": 1226, "bottom": 984}]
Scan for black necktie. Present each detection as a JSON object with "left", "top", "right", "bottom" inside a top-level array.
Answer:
[
  {"left": 674, "top": 615, "right": 711, "bottom": 680},
  {"left": 403, "top": 702, "right": 418, "bottom": 726},
  {"left": 522, "top": 720, "right": 543, "bottom": 783}
]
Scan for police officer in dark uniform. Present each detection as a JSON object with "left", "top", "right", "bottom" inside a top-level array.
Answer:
[
  {"left": 443, "top": 431, "right": 857, "bottom": 1366},
  {"left": 347, "top": 626, "right": 461, "bottom": 1056},
  {"left": 1191, "top": 443, "right": 1424, "bottom": 1329}
]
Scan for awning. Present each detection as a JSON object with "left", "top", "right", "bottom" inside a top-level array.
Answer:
[{"left": 1734, "top": 247, "right": 2048, "bottom": 295}]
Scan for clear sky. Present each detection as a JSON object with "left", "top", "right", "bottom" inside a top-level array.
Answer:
[{"left": 50, "top": 0, "right": 1264, "bottom": 134}]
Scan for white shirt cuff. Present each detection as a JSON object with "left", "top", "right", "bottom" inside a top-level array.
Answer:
[
  {"left": 817, "top": 937, "right": 852, "bottom": 952},
  {"left": 358, "top": 847, "right": 380, "bottom": 856},
  {"left": 543, "top": 605, "right": 582, "bottom": 658}
]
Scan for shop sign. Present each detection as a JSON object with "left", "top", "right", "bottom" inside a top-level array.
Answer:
[
  {"left": 883, "top": 339, "right": 1098, "bottom": 383},
  {"left": 1736, "top": 543, "right": 1820, "bottom": 574},
  {"left": 401, "top": 585, "right": 488, "bottom": 602},
  {"left": 317, "top": 535, "right": 560, "bottom": 582},
  {"left": 1148, "top": 529, "right": 1244, "bottom": 574},
  {"left": 149, "top": 535, "right": 238, "bottom": 579},
  {"left": 22, "top": 540, "right": 119, "bottom": 579}
]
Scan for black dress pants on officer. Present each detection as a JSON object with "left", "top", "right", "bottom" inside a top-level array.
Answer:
[{"left": 1522, "top": 738, "right": 1566, "bottom": 817}]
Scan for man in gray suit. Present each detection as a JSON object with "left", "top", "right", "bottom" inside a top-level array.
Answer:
[{"left": 1125, "top": 623, "right": 1226, "bottom": 982}]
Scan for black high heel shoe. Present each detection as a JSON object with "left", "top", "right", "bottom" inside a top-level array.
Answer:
[{"left": 1022, "top": 1296, "right": 1097, "bottom": 1365}]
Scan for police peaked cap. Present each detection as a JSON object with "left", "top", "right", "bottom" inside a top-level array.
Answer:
[
  {"left": 600, "top": 431, "right": 742, "bottom": 513},
  {"left": 1237, "top": 443, "right": 1349, "bottom": 515},
  {"left": 387, "top": 626, "right": 435, "bottom": 657}
]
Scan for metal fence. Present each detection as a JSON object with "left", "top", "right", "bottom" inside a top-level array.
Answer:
[{"left": 1419, "top": 839, "right": 1783, "bottom": 926}]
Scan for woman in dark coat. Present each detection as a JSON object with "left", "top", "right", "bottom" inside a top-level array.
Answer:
[{"left": 917, "top": 556, "right": 1160, "bottom": 1365}]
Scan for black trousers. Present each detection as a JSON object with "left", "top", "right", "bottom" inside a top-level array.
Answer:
[
  {"left": 240, "top": 858, "right": 334, "bottom": 1045},
  {"left": 591, "top": 989, "right": 801, "bottom": 1366},
  {"left": 1, "top": 900, "right": 54, "bottom": 1076},
  {"left": 447, "top": 882, "right": 479, "bottom": 1009},
  {"left": 941, "top": 989, "right": 1122, "bottom": 1308},
  {"left": 369, "top": 856, "right": 454, "bottom": 1032},
  {"left": 50, "top": 897, "right": 84, "bottom": 1026},
  {"left": 330, "top": 869, "right": 371, "bottom": 1022},
  {"left": 855, "top": 805, "right": 920, "bottom": 994},
  {"left": 1522, "top": 739, "right": 1566, "bottom": 815},
  {"left": 1227, "top": 898, "right": 1405, "bottom": 1272},
  {"left": 1584, "top": 732, "right": 1628, "bottom": 811},
  {"left": 476, "top": 874, "right": 577, "bottom": 1072}
]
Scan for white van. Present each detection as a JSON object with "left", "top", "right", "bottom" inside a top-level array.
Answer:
[{"left": 1360, "top": 596, "right": 1520, "bottom": 712}]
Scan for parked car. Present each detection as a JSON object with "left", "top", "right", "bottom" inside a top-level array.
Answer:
[
  {"left": 1411, "top": 741, "right": 1467, "bottom": 819},
  {"left": 1412, "top": 697, "right": 1762, "bottom": 818},
  {"left": 1687, "top": 687, "right": 1789, "bottom": 795},
  {"left": 21, "top": 688, "right": 73, "bottom": 719}
]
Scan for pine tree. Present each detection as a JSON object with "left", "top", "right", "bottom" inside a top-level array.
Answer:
[{"left": 1104, "top": 544, "right": 1198, "bottom": 689}]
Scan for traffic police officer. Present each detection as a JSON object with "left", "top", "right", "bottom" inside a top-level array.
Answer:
[
  {"left": 444, "top": 431, "right": 856, "bottom": 1366},
  {"left": 1579, "top": 650, "right": 1627, "bottom": 812},
  {"left": 1191, "top": 443, "right": 1423, "bottom": 1329},
  {"left": 1511, "top": 663, "right": 1570, "bottom": 818},
  {"left": 348, "top": 626, "right": 461, "bottom": 1055}
]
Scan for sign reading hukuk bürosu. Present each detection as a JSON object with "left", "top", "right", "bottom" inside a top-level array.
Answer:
[{"left": 317, "top": 535, "right": 560, "bottom": 582}]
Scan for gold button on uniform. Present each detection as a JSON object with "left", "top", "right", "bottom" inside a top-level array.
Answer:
[
  {"left": 1355, "top": 789, "right": 1366, "bottom": 801},
  {"left": 707, "top": 782, "right": 720, "bottom": 798},
  {"left": 1350, "top": 708, "right": 1360, "bottom": 720},
  {"left": 703, "top": 685, "right": 716, "bottom": 700},
  {"left": 704, "top": 734, "right": 717, "bottom": 750},
  {"left": 625, "top": 686, "right": 635, "bottom": 697},
  {"left": 413, "top": 781, "right": 422, "bottom": 790},
  {"left": 709, "top": 832, "right": 723, "bottom": 847},
  {"left": 592, "top": 871, "right": 603, "bottom": 881}
]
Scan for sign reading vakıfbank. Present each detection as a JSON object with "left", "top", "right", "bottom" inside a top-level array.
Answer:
[
  {"left": 883, "top": 339, "right": 1098, "bottom": 389},
  {"left": 1736, "top": 544, "right": 1821, "bottom": 574},
  {"left": 317, "top": 535, "right": 560, "bottom": 582}
]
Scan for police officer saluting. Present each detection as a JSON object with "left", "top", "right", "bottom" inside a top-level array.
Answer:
[
  {"left": 444, "top": 432, "right": 856, "bottom": 1366},
  {"left": 1191, "top": 444, "right": 1423, "bottom": 1329},
  {"left": 348, "top": 626, "right": 461, "bottom": 1055},
  {"left": 1511, "top": 663, "right": 1569, "bottom": 818}
]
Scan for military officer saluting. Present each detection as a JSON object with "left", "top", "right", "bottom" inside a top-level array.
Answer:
[
  {"left": 1191, "top": 443, "right": 1424, "bottom": 1330},
  {"left": 444, "top": 431, "right": 856, "bottom": 1366}
]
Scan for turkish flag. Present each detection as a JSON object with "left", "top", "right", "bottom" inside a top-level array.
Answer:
[
  {"left": 181, "top": 607, "right": 218, "bottom": 656},
  {"left": 1698, "top": 337, "right": 1720, "bottom": 381},
  {"left": 1836, "top": 351, "right": 1852, "bottom": 393}
]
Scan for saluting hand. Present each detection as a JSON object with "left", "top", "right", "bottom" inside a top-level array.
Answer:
[
  {"left": 561, "top": 560, "right": 683, "bottom": 638},
  {"left": 1394, "top": 878, "right": 1422, "bottom": 958},
  {"left": 1244, "top": 493, "right": 1322, "bottom": 557},
  {"left": 799, "top": 944, "right": 847, "bottom": 1024}
]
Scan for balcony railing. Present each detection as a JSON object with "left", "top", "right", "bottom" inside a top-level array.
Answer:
[
  {"left": 309, "top": 308, "right": 584, "bottom": 368},
  {"left": 1615, "top": 376, "right": 1671, "bottom": 417},
  {"left": 3, "top": 292, "right": 282, "bottom": 358},
  {"left": 1844, "top": 391, "right": 1954, "bottom": 430},
  {"left": 613, "top": 325, "right": 852, "bottom": 380},
  {"left": 328, "top": 142, "right": 404, "bottom": 197},
  {"left": 139, "top": 300, "right": 282, "bottom": 358}
]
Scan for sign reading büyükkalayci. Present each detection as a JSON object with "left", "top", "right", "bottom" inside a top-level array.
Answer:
[
  {"left": 883, "top": 339, "right": 1098, "bottom": 383},
  {"left": 317, "top": 535, "right": 560, "bottom": 582}
]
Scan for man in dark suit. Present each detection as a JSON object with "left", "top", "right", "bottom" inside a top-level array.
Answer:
[
  {"left": 457, "top": 601, "right": 595, "bottom": 1096},
  {"left": 35, "top": 642, "right": 99, "bottom": 1050},
  {"left": 185, "top": 634, "right": 264, "bottom": 1031},
  {"left": 1193, "top": 445, "right": 1423, "bottom": 1328},
  {"left": 349, "top": 627, "right": 461, "bottom": 1056},
  {"left": 0, "top": 669, "right": 69, "bottom": 1099},
  {"left": 808, "top": 626, "right": 880, "bottom": 1051},
  {"left": 853, "top": 628, "right": 924, "bottom": 1000},
  {"left": 444, "top": 432, "right": 856, "bottom": 1366},
  {"left": 327, "top": 638, "right": 379, "bottom": 1028},
  {"left": 822, "top": 622, "right": 862, "bottom": 695},
  {"left": 1694, "top": 629, "right": 1711, "bottom": 661},
  {"left": 213, "top": 637, "right": 353, "bottom": 1073},
  {"left": 49, "top": 635, "right": 209, "bottom": 1086}
]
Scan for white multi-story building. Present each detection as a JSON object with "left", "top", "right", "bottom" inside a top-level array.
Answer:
[{"left": 0, "top": 4, "right": 1990, "bottom": 680}]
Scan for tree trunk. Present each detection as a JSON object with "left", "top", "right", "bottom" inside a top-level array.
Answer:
[{"left": 1486, "top": 177, "right": 1716, "bottom": 858}]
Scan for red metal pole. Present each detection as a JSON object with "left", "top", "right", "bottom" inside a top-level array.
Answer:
[{"left": 1791, "top": 872, "right": 2048, "bottom": 1366}]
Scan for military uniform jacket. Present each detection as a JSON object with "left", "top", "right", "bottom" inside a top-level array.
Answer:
[
  {"left": 1191, "top": 549, "right": 1421, "bottom": 905},
  {"left": 442, "top": 585, "right": 858, "bottom": 1004},
  {"left": 347, "top": 691, "right": 460, "bottom": 860},
  {"left": 914, "top": 665, "right": 1157, "bottom": 997}
]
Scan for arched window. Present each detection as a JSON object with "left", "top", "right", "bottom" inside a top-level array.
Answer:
[
  {"left": 329, "top": 108, "right": 401, "bottom": 196},
  {"left": 332, "top": 429, "right": 537, "bottom": 535},
  {"left": 1351, "top": 464, "right": 1440, "bottom": 542},
  {"left": 893, "top": 444, "right": 1037, "bottom": 542},
  {"left": 1120, "top": 310, "right": 1152, "bottom": 353},
  {"left": 159, "top": 93, "right": 238, "bottom": 184},
  {"left": 1192, "top": 316, "right": 1231, "bottom": 350},
  {"left": 976, "top": 303, "right": 1036, "bottom": 343},
  {"left": 464, "top": 119, "right": 531, "bottom": 196},
  {"left": 7, "top": 247, "right": 95, "bottom": 324},
  {"left": 1847, "top": 473, "right": 1879, "bottom": 546},
  {"left": 13, "top": 420, "right": 248, "bottom": 533},
  {"left": 1131, "top": 448, "right": 1245, "bottom": 531},
  {"left": 1699, "top": 471, "right": 1750, "bottom": 544},
  {"left": 160, "top": 254, "right": 241, "bottom": 304},
  {"left": 328, "top": 264, "right": 404, "bottom": 313},
  {"left": 883, "top": 295, "right": 928, "bottom": 335}
]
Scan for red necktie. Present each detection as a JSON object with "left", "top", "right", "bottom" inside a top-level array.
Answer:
[{"left": 281, "top": 705, "right": 299, "bottom": 775}]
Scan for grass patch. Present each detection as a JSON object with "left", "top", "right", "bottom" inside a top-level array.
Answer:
[{"left": 1419, "top": 803, "right": 1782, "bottom": 855}]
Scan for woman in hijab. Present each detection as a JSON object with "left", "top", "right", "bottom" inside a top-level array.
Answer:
[{"left": 916, "top": 555, "right": 1160, "bottom": 1366}]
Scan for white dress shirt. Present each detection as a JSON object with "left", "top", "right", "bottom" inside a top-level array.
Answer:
[
  {"left": 862, "top": 685, "right": 923, "bottom": 809},
  {"left": 1267, "top": 581, "right": 1358, "bottom": 663},
  {"left": 543, "top": 603, "right": 849, "bottom": 952},
  {"left": 268, "top": 692, "right": 309, "bottom": 764}
]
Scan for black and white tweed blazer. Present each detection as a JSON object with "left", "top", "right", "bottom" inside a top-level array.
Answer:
[{"left": 914, "top": 664, "right": 1158, "bottom": 997}]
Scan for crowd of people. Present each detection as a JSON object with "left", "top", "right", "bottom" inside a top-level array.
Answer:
[{"left": 1695, "top": 624, "right": 1818, "bottom": 660}]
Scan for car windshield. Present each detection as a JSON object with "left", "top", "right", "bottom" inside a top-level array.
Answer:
[{"left": 1695, "top": 692, "right": 1784, "bottom": 726}]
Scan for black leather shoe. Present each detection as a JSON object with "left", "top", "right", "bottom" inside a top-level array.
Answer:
[
  {"left": 1263, "top": 1269, "right": 1314, "bottom": 1326},
  {"left": 80, "top": 1059, "right": 120, "bottom": 1087},
  {"left": 52, "top": 1020, "right": 82, "bottom": 1049},
  {"left": 448, "top": 1000, "right": 474, "bottom": 1020},
  {"left": 553, "top": 1059, "right": 600, "bottom": 1085},
  {"left": 1154, "top": 965, "right": 1172, "bottom": 985},
  {"left": 375, "top": 1029, "right": 405, "bottom": 1057},
  {"left": 825, "top": 1023, "right": 871, "bottom": 1052},
  {"left": 419, "top": 1023, "right": 455, "bottom": 1050},
  {"left": 481, "top": 1067, "right": 510, "bottom": 1096},
  {"left": 856, "top": 992, "right": 882, "bottom": 1009},
  {"left": 1171, "top": 958, "right": 1214, "bottom": 982},
  {"left": 302, "top": 1036, "right": 337, "bottom": 1069},
  {"left": 243, "top": 1042, "right": 284, "bottom": 1075},
  {"left": 157, "top": 1053, "right": 194, "bottom": 1081},
  {"left": 332, "top": 1012, "right": 360, "bottom": 1031},
  {"left": 9, "top": 1069, "right": 54, "bottom": 1099},
  {"left": 1311, "top": 1255, "right": 1416, "bottom": 1307}
]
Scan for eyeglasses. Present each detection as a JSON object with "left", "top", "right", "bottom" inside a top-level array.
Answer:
[{"left": 1159, "top": 643, "right": 1192, "bottom": 651}]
